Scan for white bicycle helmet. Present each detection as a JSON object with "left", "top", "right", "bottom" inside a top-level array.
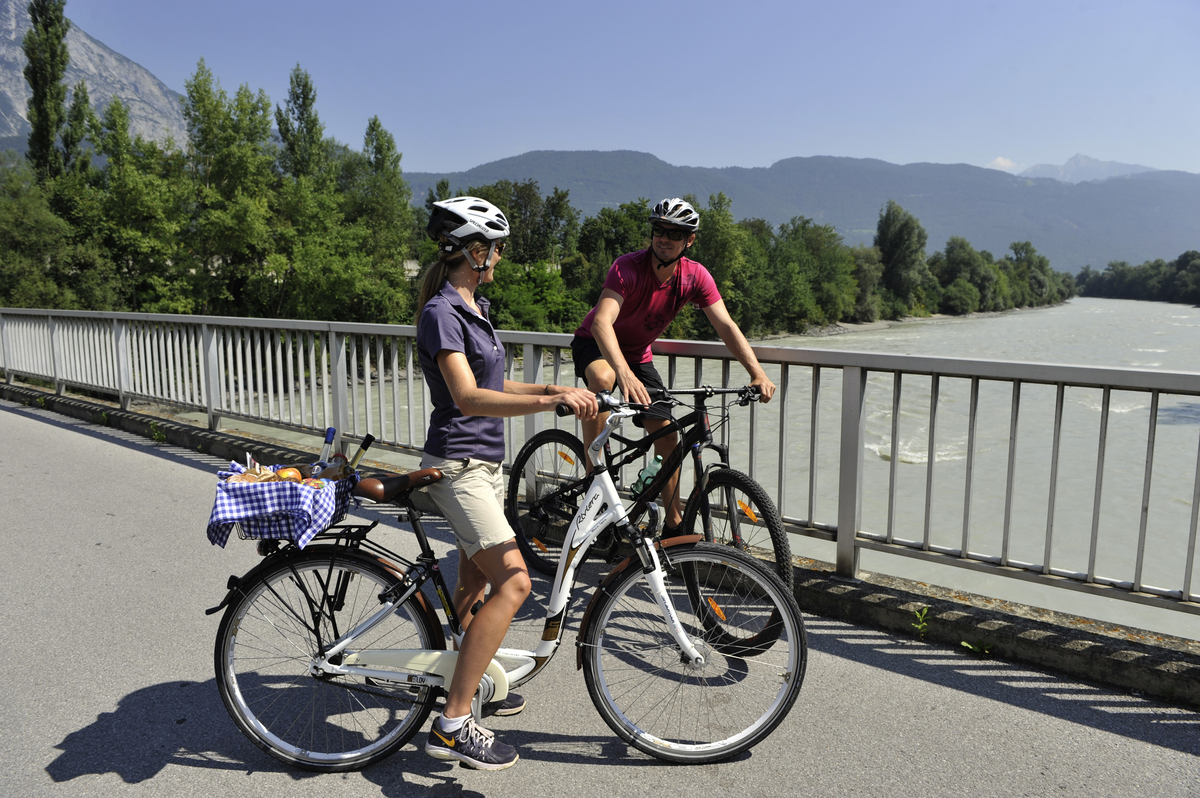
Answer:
[
  {"left": 426, "top": 196, "right": 510, "bottom": 271},
  {"left": 649, "top": 198, "right": 700, "bottom": 231}
]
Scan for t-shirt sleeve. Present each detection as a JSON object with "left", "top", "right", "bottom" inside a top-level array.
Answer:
[
  {"left": 601, "top": 259, "right": 633, "bottom": 298},
  {"left": 417, "top": 301, "right": 466, "bottom": 360},
  {"left": 689, "top": 265, "right": 722, "bottom": 308}
]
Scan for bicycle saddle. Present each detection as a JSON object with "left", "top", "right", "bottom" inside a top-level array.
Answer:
[{"left": 353, "top": 468, "right": 443, "bottom": 504}]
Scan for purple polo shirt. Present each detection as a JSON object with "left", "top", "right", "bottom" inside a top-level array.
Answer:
[{"left": 417, "top": 281, "right": 506, "bottom": 462}]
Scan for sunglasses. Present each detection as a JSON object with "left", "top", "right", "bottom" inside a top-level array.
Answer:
[
  {"left": 493, "top": 240, "right": 507, "bottom": 255},
  {"left": 651, "top": 225, "right": 689, "bottom": 242}
]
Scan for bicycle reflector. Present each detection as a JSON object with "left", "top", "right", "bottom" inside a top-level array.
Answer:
[
  {"left": 707, "top": 597, "right": 727, "bottom": 621},
  {"left": 738, "top": 500, "right": 758, "bottom": 523},
  {"left": 558, "top": 450, "right": 576, "bottom": 466}
]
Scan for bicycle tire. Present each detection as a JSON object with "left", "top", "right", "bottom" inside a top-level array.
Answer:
[
  {"left": 506, "top": 428, "right": 591, "bottom": 575},
  {"left": 682, "top": 468, "right": 793, "bottom": 588},
  {"left": 215, "top": 549, "right": 441, "bottom": 772},
  {"left": 581, "top": 542, "right": 807, "bottom": 764}
]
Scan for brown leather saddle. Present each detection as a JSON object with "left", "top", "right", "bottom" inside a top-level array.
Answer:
[{"left": 352, "top": 468, "right": 443, "bottom": 514}]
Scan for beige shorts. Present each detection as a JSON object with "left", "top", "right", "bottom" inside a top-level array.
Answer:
[{"left": 419, "top": 454, "right": 512, "bottom": 559}]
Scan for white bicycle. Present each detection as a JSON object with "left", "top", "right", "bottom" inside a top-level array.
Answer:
[{"left": 209, "top": 392, "right": 807, "bottom": 771}]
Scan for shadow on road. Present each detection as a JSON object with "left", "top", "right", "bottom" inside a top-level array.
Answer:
[
  {"left": 804, "top": 616, "right": 1200, "bottom": 756},
  {"left": 43, "top": 675, "right": 657, "bottom": 792}
]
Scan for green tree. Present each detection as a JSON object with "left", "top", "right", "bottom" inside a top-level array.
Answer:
[
  {"left": 23, "top": 0, "right": 71, "bottom": 181},
  {"left": 61, "top": 80, "right": 96, "bottom": 176},
  {"left": 466, "top": 179, "right": 578, "bottom": 265},
  {"left": 275, "top": 65, "right": 326, "bottom": 181},
  {"left": 687, "top": 192, "right": 750, "bottom": 339},
  {"left": 179, "top": 60, "right": 276, "bottom": 315},
  {"left": 577, "top": 199, "right": 648, "bottom": 272},
  {"left": 0, "top": 152, "right": 119, "bottom": 310},
  {"left": 940, "top": 277, "right": 980, "bottom": 315},
  {"left": 874, "top": 200, "right": 932, "bottom": 313},
  {"left": 850, "top": 245, "right": 884, "bottom": 322}
]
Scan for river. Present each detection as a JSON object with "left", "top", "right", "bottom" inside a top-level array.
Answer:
[{"left": 736, "top": 297, "right": 1200, "bottom": 640}]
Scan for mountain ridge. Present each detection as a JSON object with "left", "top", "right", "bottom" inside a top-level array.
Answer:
[
  {"left": 1019, "top": 153, "right": 1158, "bottom": 183},
  {"left": 406, "top": 151, "right": 1200, "bottom": 273}
]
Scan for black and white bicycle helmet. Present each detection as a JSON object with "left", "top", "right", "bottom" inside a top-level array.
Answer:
[
  {"left": 649, "top": 198, "right": 700, "bottom": 231},
  {"left": 426, "top": 196, "right": 510, "bottom": 271}
]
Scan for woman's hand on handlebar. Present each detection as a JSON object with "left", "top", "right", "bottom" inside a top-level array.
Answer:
[{"left": 550, "top": 386, "right": 599, "bottom": 419}]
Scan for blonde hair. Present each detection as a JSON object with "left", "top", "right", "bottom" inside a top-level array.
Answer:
[{"left": 416, "top": 239, "right": 490, "bottom": 312}]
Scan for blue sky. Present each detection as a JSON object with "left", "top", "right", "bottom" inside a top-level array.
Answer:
[{"left": 65, "top": 0, "right": 1200, "bottom": 175}]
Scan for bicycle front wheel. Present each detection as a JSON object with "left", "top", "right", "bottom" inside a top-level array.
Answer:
[
  {"left": 214, "top": 549, "right": 441, "bottom": 772},
  {"left": 506, "top": 428, "right": 591, "bottom": 574},
  {"left": 581, "top": 542, "right": 807, "bottom": 764},
  {"left": 683, "top": 468, "right": 793, "bottom": 588}
]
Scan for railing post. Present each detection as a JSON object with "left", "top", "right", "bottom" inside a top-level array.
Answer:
[
  {"left": 114, "top": 319, "right": 132, "bottom": 410},
  {"left": 202, "top": 323, "right": 222, "bottom": 430},
  {"left": 49, "top": 315, "right": 64, "bottom": 394},
  {"left": 330, "top": 331, "right": 349, "bottom": 456},
  {"left": 836, "top": 366, "right": 866, "bottom": 577},
  {"left": 524, "top": 343, "right": 544, "bottom": 447},
  {"left": 0, "top": 312, "right": 11, "bottom": 384}
]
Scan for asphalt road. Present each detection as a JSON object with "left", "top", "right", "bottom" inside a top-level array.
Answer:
[{"left": 1, "top": 397, "right": 1197, "bottom": 798}]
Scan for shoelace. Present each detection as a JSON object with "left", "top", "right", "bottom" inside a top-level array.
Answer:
[{"left": 460, "top": 717, "right": 496, "bottom": 748}]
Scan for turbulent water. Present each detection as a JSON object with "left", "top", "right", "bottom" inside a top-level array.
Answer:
[{"left": 742, "top": 298, "right": 1200, "bottom": 639}]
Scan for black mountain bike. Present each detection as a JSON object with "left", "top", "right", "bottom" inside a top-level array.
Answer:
[{"left": 506, "top": 385, "right": 793, "bottom": 588}]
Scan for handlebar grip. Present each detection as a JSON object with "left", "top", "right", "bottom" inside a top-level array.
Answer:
[{"left": 555, "top": 403, "right": 574, "bottom": 417}]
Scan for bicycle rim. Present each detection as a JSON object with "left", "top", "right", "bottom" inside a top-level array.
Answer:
[
  {"left": 582, "top": 542, "right": 806, "bottom": 763},
  {"left": 215, "top": 552, "right": 438, "bottom": 771}
]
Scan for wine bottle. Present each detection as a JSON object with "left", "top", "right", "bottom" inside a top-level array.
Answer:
[
  {"left": 318, "top": 427, "right": 335, "bottom": 463},
  {"left": 347, "top": 434, "right": 376, "bottom": 471}
]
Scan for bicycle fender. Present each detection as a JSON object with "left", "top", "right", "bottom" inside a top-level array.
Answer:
[{"left": 574, "top": 535, "right": 702, "bottom": 669}]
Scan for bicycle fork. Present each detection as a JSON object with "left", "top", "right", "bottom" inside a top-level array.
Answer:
[{"left": 631, "top": 532, "right": 706, "bottom": 666}]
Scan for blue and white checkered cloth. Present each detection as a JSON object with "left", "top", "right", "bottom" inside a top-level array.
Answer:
[{"left": 206, "top": 463, "right": 359, "bottom": 548}]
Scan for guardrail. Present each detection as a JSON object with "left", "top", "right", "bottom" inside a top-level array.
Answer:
[{"left": 3, "top": 307, "right": 1199, "bottom": 618}]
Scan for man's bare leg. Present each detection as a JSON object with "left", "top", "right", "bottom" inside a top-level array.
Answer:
[{"left": 581, "top": 360, "right": 617, "bottom": 470}]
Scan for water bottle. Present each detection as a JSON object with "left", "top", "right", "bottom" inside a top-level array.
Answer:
[{"left": 633, "top": 455, "right": 663, "bottom": 496}]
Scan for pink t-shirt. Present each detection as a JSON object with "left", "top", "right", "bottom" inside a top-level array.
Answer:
[{"left": 575, "top": 249, "right": 722, "bottom": 363}]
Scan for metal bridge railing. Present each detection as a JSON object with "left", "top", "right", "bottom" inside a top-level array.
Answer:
[{"left": 3, "top": 307, "right": 1199, "bottom": 618}]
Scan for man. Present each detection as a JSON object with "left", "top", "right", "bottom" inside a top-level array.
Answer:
[{"left": 571, "top": 197, "right": 776, "bottom": 534}]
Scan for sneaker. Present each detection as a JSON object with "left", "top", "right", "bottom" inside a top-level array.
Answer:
[
  {"left": 425, "top": 716, "right": 519, "bottom": 771},
  {"left": 483, "top": 691, "right": 525, "bottom": 717}
]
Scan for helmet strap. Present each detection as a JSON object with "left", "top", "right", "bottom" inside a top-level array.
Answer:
[
  {"left": 652, "top": 241, "right": 689, "bottom": 271},
  {"left": 465, "top": 240, "right": 497, "bottom": 273}
]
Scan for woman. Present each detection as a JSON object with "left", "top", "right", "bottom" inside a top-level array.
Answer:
[{"left": 416, "top": 197, "right": 597, "bottom": 771}]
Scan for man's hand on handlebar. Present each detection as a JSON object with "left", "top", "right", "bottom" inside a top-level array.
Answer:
[{"left": 750, "top": 374, "right": 776, "bottom": 403}]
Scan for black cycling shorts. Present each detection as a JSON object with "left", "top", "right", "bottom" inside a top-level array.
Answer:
[{"left": 570, "top": 335, "right": 672, "bottom": 421}]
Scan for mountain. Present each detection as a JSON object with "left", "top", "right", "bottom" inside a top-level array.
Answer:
[
  {"left": 406, "top": 151, "right": 1200, "bottom": 273},
  {"left": 0, "top": 0, "right": 186, "bottom": 148},
  {"left": 1019, "top": 153, "right": 1158, "bottom": 183}
]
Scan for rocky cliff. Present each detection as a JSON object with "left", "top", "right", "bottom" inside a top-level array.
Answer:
[{"left": 0, "top": 0, "right": 186, "bottom": 145}]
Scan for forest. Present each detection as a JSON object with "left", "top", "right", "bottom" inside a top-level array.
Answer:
[
  {"left": 2, "top": 1, "right": 1076, "bottom": 340},
  {"left": 1075, "top": 252, "right": 1200, "bottom": 305}
]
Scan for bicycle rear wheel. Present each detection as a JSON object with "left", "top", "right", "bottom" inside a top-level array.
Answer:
[
  {"left": 506, "top": 428, "right": 591, "bottom": 574},
  {"left": 581, "top": 542, "right": 807, "bottom": 764},
  {"left": 683, "top": 468, "right": 793, "bottom": 588},
  {"left": 214, "top": 549, "right": 441, "bottom": 771}
]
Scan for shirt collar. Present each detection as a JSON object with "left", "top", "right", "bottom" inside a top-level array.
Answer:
[{"left": 438, "top": 280, "right": 490, "bottom": 318}]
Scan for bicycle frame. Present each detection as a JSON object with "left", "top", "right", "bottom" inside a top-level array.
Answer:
[{"left": 307, "top": 403, "right": 705, "bottom": 717}]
